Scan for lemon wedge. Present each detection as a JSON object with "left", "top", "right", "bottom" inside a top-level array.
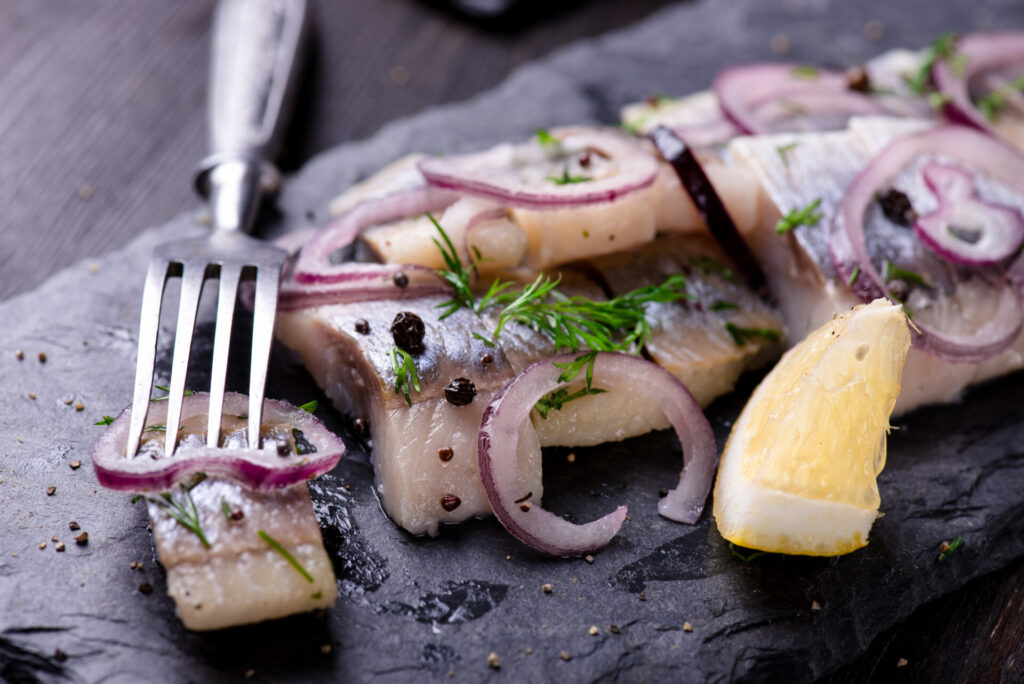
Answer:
[{"left": 713, "top": 299, "right": 911, "bottom": 556}]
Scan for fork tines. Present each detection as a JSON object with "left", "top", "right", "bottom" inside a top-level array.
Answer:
[{"left": 125, "top": 237, "right": 284, "bottom": 460}]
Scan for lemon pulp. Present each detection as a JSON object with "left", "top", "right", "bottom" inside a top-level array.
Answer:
[{"left": 713, "top": 299, "right": 911, "bottom": 556}]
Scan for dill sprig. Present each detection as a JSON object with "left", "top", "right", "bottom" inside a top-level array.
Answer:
[
  {"left": 391, "top": 346, "right": 421, "bottom": 406},
  {"left": 791, "top": 65, "right": 819, "bottom": 80},
  {"left": 775, "top": 198, "right": 823, "bottom": 234},
  {"left": 976, "top": 73, "right": 1024, "bottom": 121},
  {"left": 725, "top": 323, "right": 782, "bottom": 347},
  {"left": 907, "top": 33, "right": 967, "bottom": 94},
  {"left": 297, "top": 400, "right": 318, "bottom": 413},
  {"left": 492, "top": 273, "right": 689, "bottom": 354},
  {"left": 150, "top": 385, "right": 196, "bottom": 402},
  {"left": 535, "top": 351, "right": 607, "bottom": 419},
  {"left": 729, "top": 541, "right": 770, "bottom": 562},
  {"left": 431, "top": 214, "right": 476, "bottom": 320},
  {"left": 938, "top": 536, "right": 964, "bottom": 561},
  {"left": 881, "top": 260, "right": 929, "bottom": 288},
  {"left": 151, "top": 474, "right": 211, "bottom": 549},
  {"left": 535, "top": 128, "right": 558, "bottom": 147},
  {"left": 94, "top": 415, "right": 115, "bottom": 426},
  {"left": 546, "top": 167, "right": 591, "bottom": 185},
  {"left": 258, "top": 529, "right": 314, "bottom": 583},
  {"left": 775, "top": 142, "right": 799, "bottom": 168}
]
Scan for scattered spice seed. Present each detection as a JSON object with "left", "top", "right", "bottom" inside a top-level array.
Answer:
[
  {"left": 638, "top": 593, "right": 647, "bottom": 601},
  {"left": 52, "top": 536, "right": 59, "bottom": 542},
  {"left": 588, "top": 625, "right": 599, "bottom": 636},
  {"left": 38, "top": 352, "right": 47, "bottom": 363},
  {"left": 487, "top": 652, "right": 501, "bottom": 669},
  {"left": 585, "top": 555, "right": 594, "bottom": 564},
  {"left": 567, "top": 452, "right": 576, "bottom": 463},
  {"left": 70, "top": 461, "right": 81, "bottom": 470},
  {"left": 525, "top": 647, "right": 533, "bottom": 654},
  {"left": 75, "top": 402, "right": 84, "bottom": 412},
  {"left": 438, "top": 447, "right": 454, "bottom": 462},
  {"left": 560, "top": 650, "right": 572, "bottom": 662},
  {"left": 390, "top": 311, "right": 425, "bottom": 354},
  {"left": 46, "top": 486, "right": 56, "bottom": 496},
  {"left": 39, "top": 543, "right": 46, "bottom": 550},
  {"left": 811, "top": 600, "right": 821, "bottom": 611},
  {"left": 770, "top": 34, "right": 791, "bottom": 55},
  {"left": 542, "top": 583, "right": 553, "bottom": 594},
  {"left": 63, "top": 397, "right": 73, "bottom": 405},
  {"left": 28, "top": 392, "right": 36, "bottom": 400},
  {"left": 245, "top": 670, "right": 255, "bottom": 679},
  {"left": 54, "top": 648, "right": 68, "bottom": 663},
  {"left": 609, "top": 625, "right": 620, "bottom": 634},
  {"left": 354, "top": 319, "right": 370, "bottom": 335},
  {"left": 55, "top": 542, "right": 66, "bottom": 552},
  {"left": 351, "top": 417, "right": 369, "bottom": 440},
  {"left": 17, "top": 437, "right": 24, "bottom": 443},
  {"left": 15, "top": 349, "right": 24, "bottom": 360},
  {"left": 519, "top": 501, "right": 532, "bottom": 512},
  {"left": 896, "top": 658, "right": 908, "bottom": 668},
  {"left": 130, "top": 561, "right": 138, "bottom": 570},
  {"left": 320, "top": 644, "right": 332, "bottom": 655},
  {"left": 658, "top": 489, "right": 669, "bottom": 498},
  {"left": 69, "top": 521, "right": 80, "bottom": 531},
  {"left": 74, "top": 532, "right": 88, "bottom": 546},
  {"left": 440, "top": 494, "right": 461, "bottom": 512},
  {"left": 845, "top": 65, "right": 871, "bottom": 93},
  {"left": 684, "top": 621, "right": 694, "bottom": 632},
  {"left": 139, "top": 582, "right": 154, "bottom": 595}
]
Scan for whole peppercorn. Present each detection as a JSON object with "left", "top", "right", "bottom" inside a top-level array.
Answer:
[
  {"left": 444, "top": 377, "right": 477, "bottom": 406},
  {"left": 878, "top": 189, "right": 917, "bottom": 227},
  {"left": 390, "top": 312, "right": 425, "bottom": 354},
  {"left": 354, "top": 319, "right": 370, "bottom": 335},
  {"left": 392, "top": 271, "right": 409, "bottom": 289},
  {"left": 440, "top": 494, "right": 461, "bottom": 512}
]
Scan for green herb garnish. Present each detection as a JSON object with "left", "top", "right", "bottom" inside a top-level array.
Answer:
[
  {"left": 690, "top": 256, "right": 737, "bottom": 282},
  {"left": 775, "top": 142, "right": 799, "bottom": 167},
  {"left": 535, "top": 128, "right": 558, "bottom": 147},
  {"left": 939, "top": 536, "right": 964, "bottom": 560},
  {"left": 391, "top": 346, "right": 421, "bottom": 407},
  {"left": 546, "top": 167, "right": 591, "bottom": 185},
  {"left": 927, "top": 91, "right": 952, "bottom": 110},
  {"left": 150, "top": 385, "right": 196, "bottom": 401},
  {"left": 258, "top": 529, "right": 314, "bottom": 583},
  {"left": 848, "top": 265, "right": 861, "bottom": 287},
  {"left": 729, "top": 542, "right": 769, "bottom": 562},
  {"left": 791, "top": 65, "right": 819, "bottom": 79},
  {"left": 94, "top": 415, "right": 115, "bottom": 426},
  {"left": 431, "top": 214, "right": 476, "bottom": 319},
  {"left": 881, "top": 260, "right": 928, "bottom": 287},
  {"left": 130, "top": 494, "right": 142, "bottom": 504},
  {"left": 976, "top": 73, "right": 1024, "bottom": 121},
  {"left": 775, "top": 198, "right": 823, "bottom": 234},
  {"left": 725, "top": 323, "right": 782, "bottom": 347},
  {"left": 151, "top": 474, "right": 210, "bottom": 548},
  {"left": 298, "top": 400, "right": 318, "bottom": 413},
  {"left": 907, "top": 33, "right": 967, "bottom": 94},
  {"left": 221, "top": 499, "right": 233, "bottom": 520},
  {"left": 535, "top": 351, "right": 607, "bottom": 419},
  {"left": 143, "top": 424, "right": 167, "bottom": 433},
  {"left": 710, "top": 300, "right": 739, "bottom": 311}
]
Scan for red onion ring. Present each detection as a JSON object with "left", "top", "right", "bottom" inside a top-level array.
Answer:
[
  {"left": 714, "top": 63, "right": 890, "bottom": 135},
  {"left": 914, "top": 162, "right": 1024, "bottom": 266},
  {"left": 278, "top": 263, "right": 448, "bottom": 311},
  {"left": 418, "top": 127, "right": 659, "bottom": 210},
  {"left": 933, "top": 32, "right": 1024, "bottom": 136},
  {"left": 92, "top": 393, "right": 344, "bottom": 492},
  {"left": 477, "top": 353, "right": 718, "bottom": 556},
  {"left": 293, "top": 184, "right": 456, "bottom": 284},
  {"left": 830, "top": 126, "right": 1024, "bottom": 362}
]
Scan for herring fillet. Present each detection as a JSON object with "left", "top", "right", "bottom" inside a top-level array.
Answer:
[
  {"left": 276, "top": 235, "right": 783, "bottom": 535},
  {"left": 148, "top": 477, "right": 337, "bottom": 631}
]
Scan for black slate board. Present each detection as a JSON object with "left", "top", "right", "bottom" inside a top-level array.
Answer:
[{"left": 3, "top": 1, "right": 1024, "bottom": 682}]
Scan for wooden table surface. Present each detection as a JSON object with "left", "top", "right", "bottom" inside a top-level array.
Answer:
[{"left": 2, "top": 1, "right": 1021, "bottom": 681}]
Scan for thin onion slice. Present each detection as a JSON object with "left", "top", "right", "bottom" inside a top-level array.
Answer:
[
  {"left": 293, "top": 184, "right": 456, "bottom": 284},
  {"left": 831, "top": 126, "right": 1024, "bottom": 362},
  {"left": 278, "top": 263, "right": 448, "bottom": 311},
  {"left": 914, "top": 162, "right": 1024, "bottom": 266},
  {"left": 933, "top": 32, "right": 1024, "bottom": 137},
  {"left": 477, "top": 353, "right": 718, "bottom": 556},
  {"left": 714, "top": 63, "right": 889, "bottom": 135},
  {"left": 92, "top": 393, "right": 344, "bottom": 492},
  {"left": 418, "top": 127, "right": 659, "bottom": 210}
]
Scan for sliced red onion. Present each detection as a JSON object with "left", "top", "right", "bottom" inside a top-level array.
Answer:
[
  {"left": 92, "top": 393, "right": 344, "bottom": 492},
  {"left": 477, "top": 353, "right": 718, "bottom": 556},
  {"left": 649, "top": 126, "right": 768, "bottom": 297},
  {"left": 933, "top": 32, "right": 1024, "bottom": 136},
  {"left": 293, "top": 184, "right": 456, "bottom": 284},
  {"left": 278, "top": 263, "right": 448, "bottom": 311},
  {"left": 831, "top": 126, "right": 1024, "bottom": 362},
  {"left": 914, "top": 162, "right": 1024, "bottom": 266},
  {"left": 418, "top": 127, "right": 659, "bottom": 210},
  {"left": 714, "top": 63, "right": 890, "bottom": 135}
]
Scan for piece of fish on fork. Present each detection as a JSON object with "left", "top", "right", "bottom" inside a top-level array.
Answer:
[{"left": 124, "top": 0, "right": 307, "bottom": 458}]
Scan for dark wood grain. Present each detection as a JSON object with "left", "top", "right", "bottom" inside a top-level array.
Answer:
[{"left": 1, "top": 0, "right": 1022, "bottom": 681}]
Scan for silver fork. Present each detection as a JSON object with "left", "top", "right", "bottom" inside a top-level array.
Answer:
[{"left": 125, "top": 0, "right": 308, "bottom": 459}]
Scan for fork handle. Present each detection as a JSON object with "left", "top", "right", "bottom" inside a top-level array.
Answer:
[{"left": 194, "top": 0, "right": 309, "bottom": 233}]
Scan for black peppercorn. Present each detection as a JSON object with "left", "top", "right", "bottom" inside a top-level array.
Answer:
[
  {"left": 845, "top": 65, "right": 871, "bottom": 93},
  {"left": 354, "top": 319, "right": 370, "bottom": 335},
  {"left": 878, "top": 189, "right": 917, "bottom": 227},
  {"left": 440, "top": 494, "right": 461, "bottom": 512},
  {"left": 438, "top": 447, "right": 454, "bottom": 462},
  {"left": 392, "top": 271, "right": 409, "bottom": 288},
  {"left": 390, "top": 312, "right": 425, "bottom": 354},
  {"left": 444, "top": 377, "right": 477, "bottom": 406}
]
